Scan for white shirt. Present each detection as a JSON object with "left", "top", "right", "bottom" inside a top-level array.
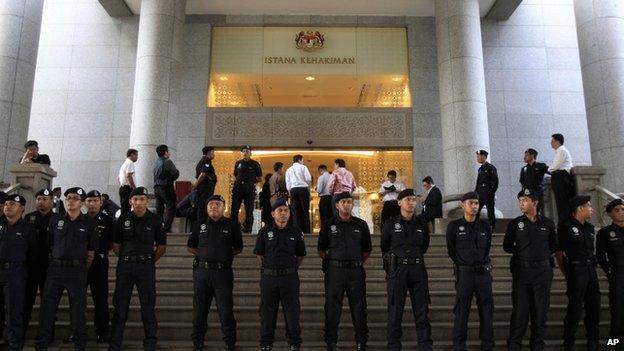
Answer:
[
  {"left": 549, "top": 145, "right": 573, "bottom": 172},
  {"left": 285, "top": 162, "right": 312, "bottom": 191},
  {"left": 118, "top": 158, "right": 135, "bottom": 186},
  {"left": 379, "top": 180, "right": 406, "bottom": 202},
  {"left": 316, "top": 172, "right": 331, "bottom": 196}
]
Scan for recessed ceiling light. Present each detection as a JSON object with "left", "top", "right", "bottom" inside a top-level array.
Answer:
[
  {"left": 219, "top": 76, "right": 229, "bottom": 81},
  {"left": 381, "top": 101, "right": 391, "bottom": 106},
  {"left": 305, "top": 76, "right": 315, "bottom": 81},
  {"left": 392, "top": 77, "right": 402, "bottom": 82}
]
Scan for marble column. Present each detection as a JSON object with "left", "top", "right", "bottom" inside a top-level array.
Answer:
[
  {"left": 435, "top": 0, "right": 490, "bottom": 197},
  {"left": 573, "top": 0, "right": 624, "bottom": 192},
  {"left": 0, "top": 0, "right": 44, "bottom": 180},
  {"left": 129, "top": 0, "right": 186, "bottom": 188}
]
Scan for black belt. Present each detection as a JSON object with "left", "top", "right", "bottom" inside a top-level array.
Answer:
[
  {"left": 0, "top": 262, "right": 25, "bottom": 269},
  {"left": 456, "top": 263, "right": 492, "bottom": 273},
  {"left": 235, "top": 180, "right": 255, "bottom": 186},
  {"left": 397, "top": 257, "right": 422, "bottom": 265},
  {"left": 261, "top": 267, "right": 297, "bottom": 276},
  {"left": 50, "top": 258, "right": 85, "bottom": 267},
  {"left": 120, "top": 254, "right": 154, "bottom": 263},
  {"left": 568, "top": 259, "right": 594, "bottom": 266},
  {"left": 196, "top": 261, "right": 232, "bottom": 270},
  {"left": 514, "top": 259, "right": 551, "bottom": 268},
  {"left": 327, "top": 260, "right": 363, "bottom": 268}
]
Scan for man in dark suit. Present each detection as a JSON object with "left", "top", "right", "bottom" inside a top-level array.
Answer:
[{"left": 420, "top": 176, "right": 443, "bottom": 231}]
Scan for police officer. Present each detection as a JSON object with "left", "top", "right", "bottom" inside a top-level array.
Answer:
[
  {"left": 109, "top": 187, "right": 167, "bottom": 351},
  {"left": 193, "top": 146, "right": 218, "bottom": 223},
  {"left": 475, "top": 150, "right": 499, "bottom": 230},
  {"left": 23, "top": 188, "right": 54, "bottom": 334},
  {"left": 0, "top": 195, "right": 35, "bottom": 350},
  {"left": 36, "top": 187, "right": 98, "bottom": 351},
  {"left": 555, "top": 195, "right": 600, "bottom": 351},
  {"left": 596, "top": 198, "right": 624, "bottom": 345},
  {"left": 381, "top": 189, "right": 433, "bottom": 351},
  {"left": 504, "top": 188, "right": 558, "bottom": 350},
  {"left": 318, "top": 192, "right": 371, "bottom": 351},
  {"left": 519, "top": 149, "right": 549, "bottom": 214},
  {"left": 232, "top": 145, "right": 262, "bottom": 233},
  {"left": 187, "top": 195, "right": 243, "bottom": 351},
  {"left": 254, "top": 198, "right": 306, "bottom": 351}
]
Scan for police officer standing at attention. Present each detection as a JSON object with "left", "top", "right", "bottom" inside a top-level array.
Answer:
[
  {"left": 318, "top": 192, "right": 371, "bottom": 351},
  {"left": 232, "top": 146, "right": 262, "bottom": 233},
  {"left": 596, "top": 198, "right": 624, "bottom": 345},
  {"left": 519, "top": 149, "right": 549, "bottom": 214},
  {"left": 187, "top": 195, "right": 243, "bottom": 351},
  {"left": 555, "top": 195, "right": 600, "bottom": 351},
  {"left": 109, "top": 187, "right": 167, "bottom": 351},
  {"left": 446, "top": 191, "right": 494, "bottom": 351},
  {"left": 381, "top": 189, "right": 433, "bottom": 351},
  {"left": 254, "top": 198, "right": 306, "bottom": 351},
  {"left": 504, "top": 188, "right": 558, "bottom": 350},
  {"left": 153, "top": 144, "right": 180, "bottom": 232},
  {"left": 0, "top": 195, "right": 35, "bottom": 350},
  {"left": 475, "top": 150, "right": 498, "bottom": 230},
  {"left": 193, "top": 146, "right": 218, "bottom": 223},
  {"left": 36, "top": 187, "right": 98, "bottom": 351}
]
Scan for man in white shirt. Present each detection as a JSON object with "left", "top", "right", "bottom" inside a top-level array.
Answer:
[
  {"left": 285, "top": 154, "right": 312, "bottom": 233},
  {"left": 316, "top": 164, "right": 333, "bottom": 228},
  {"left": 549, "top": 133, "right": 575, "bottom": 222},
  {"left": 118, "top": 149, "right": 138, "bottom": 215},
  {"left": 379, "top": 170, "right": 405, "bottom": 229}
]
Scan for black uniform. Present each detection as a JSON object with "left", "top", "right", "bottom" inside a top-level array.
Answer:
[
  {"left": 558, "top": 218, "right": 600, "bottom": 351},
  {"left": 381, "top": 214, "right": 433, "bottom": 351},
  {"left": 475, "top": 162, "right": 499, "bottom": 229},
  {"left": 0, "top": 218, "right": 36, "bottom": 350},
  {"left": 153, "top": 156, "right": 180, "bottom": 232},
  {"left": 446, "top": 218, "right": 494, "bottom": 351},
  {"left": 36, "top": 214, "right": 98, "bottom": 351},
  {"left": 318, "top": 216, "right": 372, "bottom": 347},
  {"left": 87, "top": 212, "right": 113, "bottom": 339},
  {"left": 187, "top": 216, "right": 243, "bottom": 349},
  {"left": 504, "top": 215, "right": 558, "bottom": 351},
  {"left": 254, "top": 223, "right": 306, "bottom": 348},
  {"left": 231, "top": 159, "right": 262, "bottom": 233},
  {"left": 519, "top": 162, "right": 549, "bottom": 213},
  {"left": 596, "top": 223, "right": 624, "bottom": 343},
  {"left": 195, "top": 157, "right": 218, "bottom": 222}
]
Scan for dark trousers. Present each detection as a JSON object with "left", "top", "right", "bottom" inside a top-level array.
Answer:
[
  {"left": 551, "top": 170, "right": 574, "bottom": 222},
  {"left": 386, "top": 265, "right": 433, "bottom": 351},
  {"left": 154, "top": 185, "right": 176, "bottom": 232},
  {"left": 192, "top": 268, "right": 236, "bottom": 348},
  {"left": 609, "top": 271, "right": 624, "bottom": 342},
  {"left": 87, "top": 255, "right": 109, "bottom": 337},
  {"left": 36, "top": 265, "right": 88, "bottom": 351},
  {"left": 259, "top": 273, "right": 302, "bottom": 347},
  {"left": 477, "top": 189, "right": 496, "bottom": 229},
  {"left": 381, "top": 200, "right": 400, "bottom": 230},
  {"left": 563, "top": 264, "right": 601, "bottom": 351},
  {"left": 23, "top": 262, "right": 48, "bottom": 334},
  {"left": 0, "top": 266, "right": 27, "bottom": 350},
  {"left": 195, "top": 185, "right": 216, "bottom": 224},
  {"left": 453, "top": 270, "right": 494, "bottom": 351},
  {"left": 508, "top": 266, "right": 553, "bottom": 351},
  {"left": 319, "top": 195, "right": 333, "bottom": 229},
  {"left": 118, "top": 185, "right": 133, "bottom": 216},
  {"left": 231, "top": 183, "right": 256, "bottom": 233},
  {"left": 109, "top": 262, "right": 157, "bottom": 351},
  {"left": 290, "top": 187, "right": 310, "bottom": 233},
  {"left": 323, "top": 266, "right": 368, "bottom": 345}
]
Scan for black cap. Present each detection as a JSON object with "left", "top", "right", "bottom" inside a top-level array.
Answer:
[
  {"left": 605, "top": 198, "right": 624, "bottom": 213},
  {"left": 271, "top": 198, "right": 289, "bottom": 211},
  {"left": 5, "top": 194, "right": 26, "bottom": 206},
  {"left": 35, "top": 188, "right": 53, "bottom": 198},
  {"left": 241, "top": 145, "right": 252, "bottom": 151},
  {"left": 476, "top": 149, "right": 489, "bottom": 157},
  {"left": 130, "top": 187, "right": 149, "bottom": 198},
  {"left": 85, "top": 190, "right": 102, "bottom": 198},
  {"left": 0, "top": 191, "right": 7, "bottom": 204},
  {"left": 64, "top": 187, "right": 86, "bottom": 200},
  {"left": 517, "top": 188, "right": 539, "bottom": 200},
  {"left": 461, "top": 191, "right": 480, "bottom": 202},
  {"left": 570, "top": 195, "right": 591, "bottom": 210},
  {"left": 334, "top": 192, "right": 352, "bottom": 202},
  {"left": 397, "top": 188, "right": 416, "bottom": 200},
  {"left": 207, "top": 195, "right": 225, "bottom": 204}
]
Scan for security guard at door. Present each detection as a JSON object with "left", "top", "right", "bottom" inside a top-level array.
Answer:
[
  {"left": 381, "top": 189, "right": 433, "bottom": 351},
  {"left": 318, "top": 192, "right": 371, "bottom": 351},
  {"left": 254, "top": 198, "right": 306, "bottom": 351},
  {"left": 36, "top": 187, "right": 98, "bottom": 351},
  {"left": 0, "top": 195, "right": 35, "bottom": 350},
  {"left": 187, "top": 194, "right": 243, "bottom": 351},
  {"left": 231, "top": 145, "right": 262, "bottom": 233},
  {"left": 109, "top": 187, "right": 167, "bottom": 351},
  {"left": 504, "top": 188, "right": 558, "bottom": 350},
  {"left": 446, "top": 191, "right": 494, "bottom": 351},
  {"left": 597, "top": 198, "right": 624, "bottom": 346},
  {"left": 555, "top": 195, "right": 600, "bottom": 351}
]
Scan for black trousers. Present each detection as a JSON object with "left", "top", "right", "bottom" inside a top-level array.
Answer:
[
  {"left": 477, "top": 188, "right": 496, "bottom": 229},
  {"left": 0, "top": 266, "right": 27, "bottom": 350},
  {"left": 563, "top": 264, "right": 601, "bottom": 351},
  {"left": 318, "top": 195, "right": 333, "bottom": 229},
  {"left": 231, "top": 182, "right": 256, "bottom": 233},
  {"left": 551, "top": 170, "right": 574, "bottom": 222},
  {"left": 507, "top": 266, "right": 553, "bottom": 351},
  {"left": 290, "top": 187, "right": 310, "bottom": 233},
  {"left": 381, "top": 201, "right": 400, "bottom": 230},
  {"left": 154, "top": 185, "right": 176, "bottom": 232},
  {"left": 109, "top": 262, "right": 157, "bottom": 351},
  {"left": 192, "top": 268, "right": 236, "bottom": 348},
  {"left": 23, "top": 261, "right": 48, "bottom": 334},
  {"left": 259, "top": 273, "right": 302, "bottom": 347},
  {"left": 453, "top": 270, "right": 494, "bottom": 351},
  {"left": 87, "top": 255, "right": 109, "bottom": 337},
  {"left": 323, "top": 266, "right": 368, "bottom": 345},
  {"left": 386, "top": 265, "right": 433, "bottom": 351},
  {"left": 36, "top": 265, "right": 88, "bottom": 351},
  {"left": 609, "top": 271, "right": 624, "bottom": 342},
  {"left": 195, "top": 185, "right": 216, "bottom": 224},
  {"left": 119, "top": 185, "right": 133, "bottom": 216}
]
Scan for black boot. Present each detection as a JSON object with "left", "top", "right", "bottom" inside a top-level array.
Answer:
[
  {"left": 260, "top": 345, "right": 273, "bottom": 351},
  {"left": 356, "top": 342, "right": 366, "bottom": 351},
  {"left": 63, "top": 334, "right": 77, "bottom": 343},
  {"left": 327, "top": 343, "right": 337, "bottom": 351},
  {"left": 289, "top": 344, "right": 301, "bottom": 351}
]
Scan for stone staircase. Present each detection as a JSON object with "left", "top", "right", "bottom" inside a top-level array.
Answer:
[{"left": 24, "top": 230, "right": 611, "bottom": 350}]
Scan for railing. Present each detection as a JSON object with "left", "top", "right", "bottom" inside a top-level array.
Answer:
[{"left": 594, "top": 185, "right": 624, "bottom": 227}]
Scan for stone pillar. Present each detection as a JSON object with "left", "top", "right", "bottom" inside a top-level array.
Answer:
[
  {"left": 435, "top": 0, "right": 490, "bottom": 198},
  {"left": 571, "top": 165, "right": 607, "bottom": 224},
  {"left": 129, "top": 0, "right": 186, "bottom": 188},
  {"left": 0, "top": 0, "right": 44, "bottom": 181},
  {"left": 9, "top": 163, "right": 57, "bottom": 214},
  {"left": 573, "top": 1, "right": 624, "bottom": 193}
]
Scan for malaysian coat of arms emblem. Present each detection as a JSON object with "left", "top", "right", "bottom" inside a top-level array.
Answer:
[{"left": 295, "top": 30, "right": 325, "bottom": 52}]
